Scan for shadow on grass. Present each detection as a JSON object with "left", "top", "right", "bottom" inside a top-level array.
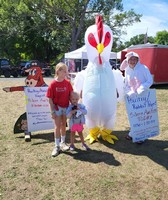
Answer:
[
  {"left": 16, "top": 130, "right": 168, "bottom": 169},
  {"left": 16, "top": 131, "right": 54, "bottom": 145},
  {"left": 63, "top": 148, "right": 121, "bottom": 166},
  {"left": 151, "top": 84, "right": 168, "bottom": 90},
  {"left": 103, "top": 131, "right": 168, "bottom": 170},
  {"left": 32, "top": 132, "right": 54, "bottom": 145},
  {"left": 62, "top": 130, "right": 120, "bottom": 166},
  {"left": 16, "top": 124, "right": 70, "bottom": 145},
  {"left": 16, "top": 131, "right": 121, "bottom": 166}
]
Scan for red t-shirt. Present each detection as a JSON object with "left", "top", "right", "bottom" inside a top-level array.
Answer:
[{"left": 46, "top": 79, "right": 73, "bottom": 108}]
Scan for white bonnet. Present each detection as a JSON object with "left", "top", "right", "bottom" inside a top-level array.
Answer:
[
  {"left": 120, "top": 51, "right": 139, "bottom": 71},
  {"left": 125, "top": 51, "right": 139, "bottom": 61}
]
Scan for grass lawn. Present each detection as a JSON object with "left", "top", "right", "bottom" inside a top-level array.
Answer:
[{"left": 0, "top": 77, "right": 168, "bottom": 200}]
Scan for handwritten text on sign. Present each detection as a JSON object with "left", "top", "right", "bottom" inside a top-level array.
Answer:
[
  {"left": 125, "top": 89, "right": 159, "bottom": 142},
  {"left": 24, "top": 87, "right": 54, "bottom": 132}
]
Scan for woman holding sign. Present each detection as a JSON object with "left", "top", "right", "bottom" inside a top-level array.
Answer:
[{"left": 120, "top": 51, "right": 153, "bottom": 144}]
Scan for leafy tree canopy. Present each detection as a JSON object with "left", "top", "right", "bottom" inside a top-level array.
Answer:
[
  {"left": 123, "top": 34, "right": 155, "bottom": 49},
  {"left": 155, "top": 30, "right": 168, "bottom": 45},
  {"left": 0, "top": 0, "right": 141, "bottom": 63}
]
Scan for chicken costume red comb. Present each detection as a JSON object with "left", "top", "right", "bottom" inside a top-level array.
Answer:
[{"left": 87, "top": 15, "right": 112, "bottom": 64}]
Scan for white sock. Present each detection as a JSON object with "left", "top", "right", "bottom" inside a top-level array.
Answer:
[
  {"left": 55, "top": 138, "right": 60, "bottom": 147},
  {"left": 61, "top": 135, "right": 65, "bottom": 143}
]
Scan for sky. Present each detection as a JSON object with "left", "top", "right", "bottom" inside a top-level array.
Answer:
[{"left": 121, "top": 0, "right": 168, "bottom": 42}]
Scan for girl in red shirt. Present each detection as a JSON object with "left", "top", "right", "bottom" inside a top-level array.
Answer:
[{"left": 46, "top": 62, "right": 73, "bottom": 157}]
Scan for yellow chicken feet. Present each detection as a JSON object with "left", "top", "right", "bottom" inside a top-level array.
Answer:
[
  {"left": 85, "top": 127, "right": 100, "bottom": 144},
  {"left": 100, "top": 129, "right": 118, "bottom": 144},
  {"left": 85, "top": 127, "right": 118, "bottom": 144}
]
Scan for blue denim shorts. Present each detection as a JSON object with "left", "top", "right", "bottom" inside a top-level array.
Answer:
[{"left": 54, "top": 106, "right": 67, "bottom": 116}]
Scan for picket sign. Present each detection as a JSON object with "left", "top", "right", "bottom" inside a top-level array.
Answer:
[
  {"left": 125, "top": 89, "right": 160, "bottom": 142},
  {"left": 24, "top": 87, "right": 54, "bottom": 132}
]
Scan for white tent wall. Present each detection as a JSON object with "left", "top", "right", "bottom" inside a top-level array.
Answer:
[
  {"left": 64, "top": 46, "right": 88, "bottom": 59},
  {"left": 64, "top": 45, "right": 117, "bottom": 71},
  {"left": 65, "top": 45, "right": 117, "bottom": 59}
]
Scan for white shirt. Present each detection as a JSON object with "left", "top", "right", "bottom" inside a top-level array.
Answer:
[{"left": 124, "top": 61, "right": 153, "bottom": 95}]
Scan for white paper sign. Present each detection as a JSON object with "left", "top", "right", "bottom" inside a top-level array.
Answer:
[
  {"left": 24, "top": 87, "right": 54, "bottom": 132},
  {"left": 125, "top": 89, "right": 160, "bottom": 142}
]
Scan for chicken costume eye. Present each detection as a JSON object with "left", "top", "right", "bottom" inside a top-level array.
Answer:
[
  {"left": 88, "top": 33, "right": 97, "bottom": 48},
  {"left": 103, "top": 32, "right": 111, "bottom": 47}
]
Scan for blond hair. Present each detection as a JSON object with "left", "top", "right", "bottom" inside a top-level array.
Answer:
[
  {"left": 54, "top": 62, "right": 68, "bottom": 77},
  {"left": 70, "top": 91, "right": 80, "bottom": 99}
]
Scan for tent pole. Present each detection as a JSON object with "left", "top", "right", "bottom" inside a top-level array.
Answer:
[{"left": 81, "top": 59, "right": 83, "bottom": 71}]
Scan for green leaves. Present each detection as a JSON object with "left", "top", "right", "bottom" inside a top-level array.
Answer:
[
  {"left": 0, "top": 0, "right": 142, "bottom": 63},
  {"left": 155, "top": 31, "right": 168, "bottom": 45}
]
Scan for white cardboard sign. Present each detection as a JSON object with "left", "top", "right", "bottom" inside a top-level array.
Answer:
[
  {"left": 24, "top": 87, "right": 54, "bottom": 132},
  {"left": 125, "top": 89, "right": 160, "bottom": 142}
]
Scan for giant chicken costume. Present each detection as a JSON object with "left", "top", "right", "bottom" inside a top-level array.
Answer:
[{"left": 76, "top": 15, "right": 119, "bottom": 144}]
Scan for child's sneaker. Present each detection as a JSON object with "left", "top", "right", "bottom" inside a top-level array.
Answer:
[
  {"left": 70, "top": 144, "right": 75, "bottom": 151},
  {"left": 82, "top": 143, "right": 90, "bottom": 151},
  {"left": 51, "top": 146, "right": 60, "bottom": 157},
  {"left": 60, "top": 142, "right": 69, "bottom": 151}
]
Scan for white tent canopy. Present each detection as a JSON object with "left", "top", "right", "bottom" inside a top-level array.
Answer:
[
  {"left": 65, "top": 45, "right": 117, "bottom": 60},
  {"left": 65, "top": 46, "right": 88, "bottom": 59}
]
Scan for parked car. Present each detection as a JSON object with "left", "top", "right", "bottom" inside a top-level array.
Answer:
[
  {"left": 20, "top": 61, "right": 35, "bottom": 76},
  {"left": 41, "top": 62, "right": 52, "bottom": 77},
  {"left": 20, "top": 60, "right": 51, "bottom": 77},
  {"left": 0, "top": 58, "right": 18, "bottom": 78},
  {"left": 17, "top": 60, "right": 28, "bottom": 76}
]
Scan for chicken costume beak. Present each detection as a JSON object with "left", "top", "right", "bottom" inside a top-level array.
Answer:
[{"left": 97, "top": 43, "right": 104, "bottom": 54}]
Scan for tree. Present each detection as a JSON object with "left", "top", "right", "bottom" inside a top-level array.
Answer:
[
  {"left": 155, "top": 30, "right": 168, "bottom": 45},
  {"left": 40, "top": 0, "right": 142, "bottom": 51},
  {"left": 123, "top": 34, "right": 155, "bottom": 48},
  {"left": 0, "top": 0, "right": 142, "bottom": 63}
]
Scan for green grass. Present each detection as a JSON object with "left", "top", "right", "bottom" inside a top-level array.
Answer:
[{"left": 0, "top": 78, "right": 168, "bottom": 200}]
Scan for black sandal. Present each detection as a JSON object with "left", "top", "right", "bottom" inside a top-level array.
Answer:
[
  {"left": 125, "top": 135, "right": 132, "bottom": 141},
  {"left": 136, "top": 141, "right": 144, "bottom": 144}
]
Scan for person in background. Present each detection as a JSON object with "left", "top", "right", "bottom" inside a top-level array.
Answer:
[
  {"left": 120, "top": 51, "right": 153, "bottom": 144},
  {"left": 46, "top": 62, "right": 73, "bottom": 157},
  {"left": 66, "top": 91, "right": 90, "bottom": 151}
]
